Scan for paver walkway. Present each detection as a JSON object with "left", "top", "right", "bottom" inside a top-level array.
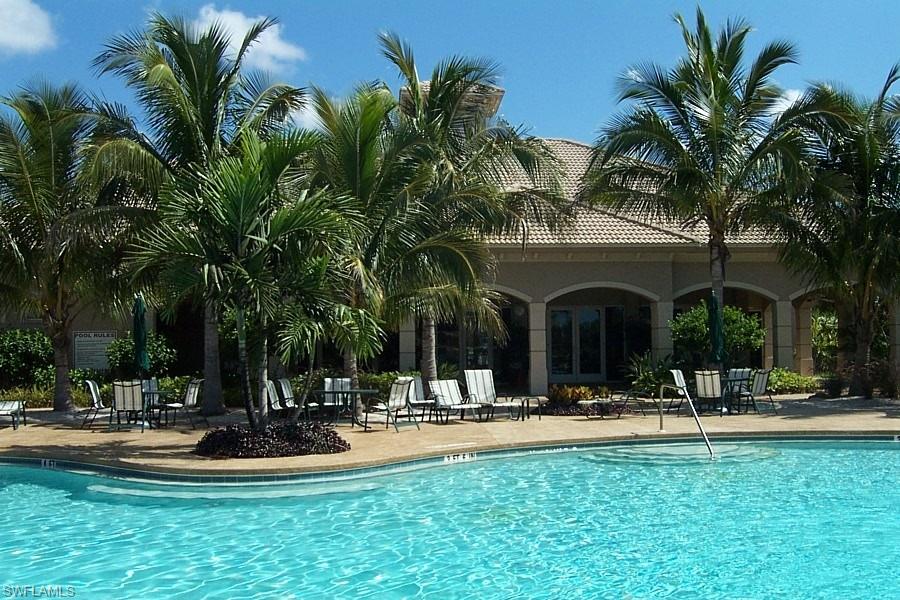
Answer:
[{"left": 0, "top": 396, "right": 897, "bottom": 475}]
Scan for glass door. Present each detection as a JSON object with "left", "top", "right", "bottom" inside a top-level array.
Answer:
[
  {"left": 549, "top": 309, "right": 575, "bottom": 379},
  {"left": 578, "top": 307, "right": 603, "bottom": 377}
]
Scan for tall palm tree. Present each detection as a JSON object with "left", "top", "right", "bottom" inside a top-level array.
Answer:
[
  {"left": 92, "top": 13, "right": 305, "bottom": 415},
  {"left": 307, "top": 85, "right": 494, "bottom": 387},
  {"left": 585, "top": 8, "right": 824, "bottom": 354},
  {"left": 131, "top": 131, "right": 351, "bottom": 427},
  {"left": 769, "top": 71, "right": 900, "bottom": 395},
  {"left": 379, "top": 32, "right": 567, "bottom": 382},
  {"left": 0, "top": 82, "right": 147, "bottom": 411}
]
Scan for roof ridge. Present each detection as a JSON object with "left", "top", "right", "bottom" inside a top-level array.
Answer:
[{"left": 540, "top": 137, "right": 593, "bottom": 148}]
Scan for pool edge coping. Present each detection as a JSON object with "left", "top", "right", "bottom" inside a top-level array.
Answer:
[{"left": 1, "top": 431, "right": 898, "bottom": 485}]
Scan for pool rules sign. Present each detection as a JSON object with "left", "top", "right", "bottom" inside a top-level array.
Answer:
[{"left": 73, "top": 331, "right": 117, "bottom": 370}]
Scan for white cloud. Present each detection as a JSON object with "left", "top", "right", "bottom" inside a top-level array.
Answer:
[
  {"left": 195, "top": 4, "right": 306, "bottom": 73},
  {"left": 0, "top": 0, "right": 56, "bottom": 55},
  {"left": 291, "top": 103, "right": 321, "bottom": 131},
  {"left": 772, "top": 88, "right": 802, "bottom": 114}
]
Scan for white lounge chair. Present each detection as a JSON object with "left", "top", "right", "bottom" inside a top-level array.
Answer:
[
  {"left": 464, "top": 369, "right": 522, "bottom": 420},
  {"left": 81, "top": 380, "right": 107, "bottom": 429},
  {"left": 695, "top": 370, "right": 723, "bottom": 414},
  {"left": 161, "top": 379, "right": 207, "bottom": 428},
  {"left": 427, "top": 379, "right": 483, "bottom": 424},
  {"left": 0, "top": 397, "right": 24, "bottom": 430},
  {"left": 110, "top": 380, "right": 146, "bottom": 432},
  {"left": 366, "top": 377, "right": 418, "bottom": 432},
  {"left": 662, "top": 369, "right": 690, "bottom": 414},
  {"left": 739, "top": 369, "right": 777, "bottom": 414}
]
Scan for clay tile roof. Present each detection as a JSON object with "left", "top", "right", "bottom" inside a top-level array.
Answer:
[{"left": 492, "top": 138, "right": 774, "bottom": 247}]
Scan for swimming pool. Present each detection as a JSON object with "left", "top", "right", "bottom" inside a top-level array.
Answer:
[{"left": 1, "top": 439, "right": 897, "bottom": 598}]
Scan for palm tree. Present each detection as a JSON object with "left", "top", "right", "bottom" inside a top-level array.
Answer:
[
  {"left": 131, "top": 131, "right": 352, "bottom": 427},
  {"left": 92, "top": 13, "right": 305, "bottom": 415},
  {"left": 0, "top": 82, "right": 148, "bottom": 411},
  {"left": 769, "top": 71, "right": 900, "bottom": 395},
  {"left": 585, "top": 8, "right": 824, "bottom": 356},
  {"left": 379, "top": 32, "right": 567, "bottom": 382},
  {"left": 307, "top": 85, "right": 494, "bottom": 388}
]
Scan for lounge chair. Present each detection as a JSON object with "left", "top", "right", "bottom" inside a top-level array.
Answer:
[
  {"left": 427, "top": 379, "right": 483, "bottom": 424},
  {"left": 739, "top": 369, "right": 777, "bottom": 414},
  {"left": 464, "top": 369, "right": 522, "bottom": 420},
  {"left": 406, "top": 376, "right": 434, "bottom": 422},
  {"left": 661, "top": 369, "right": 690, "bottom": 414},
  {"left": 0, "top": 397, "right": 24, "bottom": 430},
  {"left": 110, "top": 380, "right": 146, "bottom": 432},
  {"left": 266, "top": 379, "right": 290, "bottom": 418},
  {"left": 366, "top": 377, "right": 418, "bottom": 432},
  {"left": 695, "top": 370, "right": 723, "bottom": 414},
  {"left": 322, "top": 377, "right": 351, "bottom": 422},
  {"left": 81, "top": 380, "right": 107, "bottom": 429},
  {"left": 160, "top": 379, "right": 208, "bottom": 429}
]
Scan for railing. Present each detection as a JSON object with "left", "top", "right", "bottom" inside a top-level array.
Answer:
[{"left": 658, "top": 385, "right": 716, "bottom": 460}]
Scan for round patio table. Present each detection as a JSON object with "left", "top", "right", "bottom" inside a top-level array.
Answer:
[
  {"left": 311, "top": 389, "right": 380, "bottom": 430},
  {"left": 720, "top": 376, "right": 751, "bottom": 414}
]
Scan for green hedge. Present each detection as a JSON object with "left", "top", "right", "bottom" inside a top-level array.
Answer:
[
  {"left": 0, "top": 329, "right": 53, "bottom": 389},
  {"left": 106, "top": 333, "right": 177, "bottom": 379},
  {"left": 768, "top": 368, "right": 820, "bottom": 394}
]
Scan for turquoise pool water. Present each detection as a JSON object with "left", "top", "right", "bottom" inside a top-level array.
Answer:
[{"left": 1, "top": 440, "right": 898, "bottom": 599}]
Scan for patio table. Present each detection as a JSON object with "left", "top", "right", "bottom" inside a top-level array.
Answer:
[
  {"left": 720, "top": 376, "right": 751, "bottom": 414},
  {"left": 144, "top": 389, "right": 174, "bottom": 427},
  {"left": 312, "top": 388, "right": 380, "bottom": 430},
  {"left": 510, "top": 396, "right": 543, "bottom": 421}
]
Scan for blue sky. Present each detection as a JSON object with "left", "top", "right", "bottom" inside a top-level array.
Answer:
[{"left": 2, "top": 0, "right": 899, "bottom": 141}]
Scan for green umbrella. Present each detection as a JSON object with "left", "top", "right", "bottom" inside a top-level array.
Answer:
[
  {"left": 132, "top": 294, "right": 150, "bottom": 378},
  {"left": 708, "top": 291, "right": 727, "bottom": 366}
]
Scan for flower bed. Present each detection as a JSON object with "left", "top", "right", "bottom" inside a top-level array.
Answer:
[{"left": 195, "top": 421, "right": 350, "bottom": 458}]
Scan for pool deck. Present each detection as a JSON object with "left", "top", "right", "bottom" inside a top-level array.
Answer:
[{"left": 1, "top": 396, "right": 898, "bottom": 476}]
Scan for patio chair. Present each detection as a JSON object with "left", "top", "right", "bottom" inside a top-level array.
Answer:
[
  {"left": 110, "top": 380, "right": 146, "bottom": 432},
  {"left": 406, "top": 376, "right": 434, "bottom": 422},
  {"left": 695, "top": 370, "right": 723, "bottom": 414},
  {"left": 427, "top": 379, "right": 483, "bottom": 424},
  {"left": 367, "top": 377, "right": 418, "bottom": 432},
  {"left": 322, "top": 377, "right": 351, "bottom": 422},
  {"left": 80, "top": 380, "right": 107, "bottom": 429},
  {"left": 464, "top": 369, "right": 521, "bottom": 420},
  {"left": 161, "top": 379, "right": 207, "bottom": 429},
  {"left": 0, "top": 397, "right": 24, "bottom": 430},
  {"left": 266, "top": 379, "right": 289, "bottom": 418},
  {"left": 739, "top": 369, "right": 777, "bottom": 414},
  {"left": 661, "top": 369, "right": 690, "bottom": 414}
]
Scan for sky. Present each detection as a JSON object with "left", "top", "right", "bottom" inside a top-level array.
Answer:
[{"left": 2, "top": 0, "right": 900, "bottom": 141}]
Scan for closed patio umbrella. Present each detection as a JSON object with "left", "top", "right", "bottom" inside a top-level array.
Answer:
[
  {"left": 708, "top": 291, "right": 726, "bottom": 367},
  {"left": 132, "top": 294, "right": 150, "bottom": 378}
]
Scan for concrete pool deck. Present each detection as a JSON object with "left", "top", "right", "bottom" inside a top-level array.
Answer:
[{"left": 1, "top": 396, "right": 898, "bottom": 476}]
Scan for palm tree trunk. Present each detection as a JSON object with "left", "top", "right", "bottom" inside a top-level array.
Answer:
[
  {"left": 421, "top": 316, "right": 438, "bottom": 382},
  {"left": 234, "top": 307, "right": 258, "bottom": 429},
  {"left": 709, "top": 235, "right": 728, "bottom": 371},
  {"left": 835, "top": 301, "right": 854, "bottom": 375},
  {"left": 850, "top": 312, "right": 874, "bottom": 398},
  {"left": 343, "top": 348, "right": 360, "bottom": 417},
  {"left": 257, "top": 317, "right": 269, "bottom": 428},
  {"left": 202, "top": 300, "right": 225, "bottom": 416},
  {"left": 50, "top": 330, "right": 72, "bottom": 412}
]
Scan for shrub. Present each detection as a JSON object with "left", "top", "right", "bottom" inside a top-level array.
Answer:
[
  {"left": 547, "top": 385, "right": 596, "bottom": 406},
  {"left": 811, "top": 307, "right": 838, "bottom": 373},
  {"left": 0, "top": 386, "right": 90, "bottom": 409},
  {"left": 0, "top": 329, "right": 53, "bottom": 389},
  {"left": 768, "top": 368, "right": 820, "bottom": 394},
  {"left": 195, "top": 421, "right": 350, "bottom": 458},
  {"left": 625, "top": 351, "right": 674, "bottom": 396},
  {"left": 106, "top": 333, "right": 177, "bottom": 378},
  {"left": 670, "top": 302, "right": 765, "bottom": 370}
]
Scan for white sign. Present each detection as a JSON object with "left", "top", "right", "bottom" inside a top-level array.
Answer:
[{"left": 73, "top": 331, "right": 117, "bottom": 370}]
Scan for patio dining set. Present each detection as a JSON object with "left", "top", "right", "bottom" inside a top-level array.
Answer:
[
  {"left": 661, "top": 367, "right": 778, "bottom": 416},
  {"left": 80, "top": 378, "right": 208, "bottom": 432}
]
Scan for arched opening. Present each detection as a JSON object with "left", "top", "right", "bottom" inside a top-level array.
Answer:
[
  {"left": 673, "top": 286, "right": 774, "bottom": 369},
  {"left": 546, "top": 286, "right": 653, "bottom": 384},
  {"left": 416, "top": 294, "right": 530, "bottom": 393}
]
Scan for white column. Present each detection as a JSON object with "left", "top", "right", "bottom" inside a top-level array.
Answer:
[
  {"left": 651, "top": 301, "right": 673, "bottom": 360},
  {"left": 795, "top": 302, "right": 814, "bottom": 375},
  {"left": 398, "top": 318, "right": 416, "bottom": 371},
  {"left": 528, "top": 302, "right": 548, "bottom": 395},
  {"left": 774, "top": 301, "right": 794, "bottom": 369}
]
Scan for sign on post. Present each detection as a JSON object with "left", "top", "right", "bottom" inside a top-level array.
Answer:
[{"left": 73, "top": 331, "right": 117, "bottom": 370}]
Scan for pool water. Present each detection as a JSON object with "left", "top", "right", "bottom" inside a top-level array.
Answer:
[{"left": 1, "top": 441, "right": 898, "bottom": 599}]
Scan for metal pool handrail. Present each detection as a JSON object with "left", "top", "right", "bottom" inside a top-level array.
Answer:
[{"left": 658, "top": 381, "right": 716, "bottom": 460}]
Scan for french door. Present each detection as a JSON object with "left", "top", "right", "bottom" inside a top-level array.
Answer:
[{"left": 549, "top": 305, "right": 625, "bottom": 382}]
